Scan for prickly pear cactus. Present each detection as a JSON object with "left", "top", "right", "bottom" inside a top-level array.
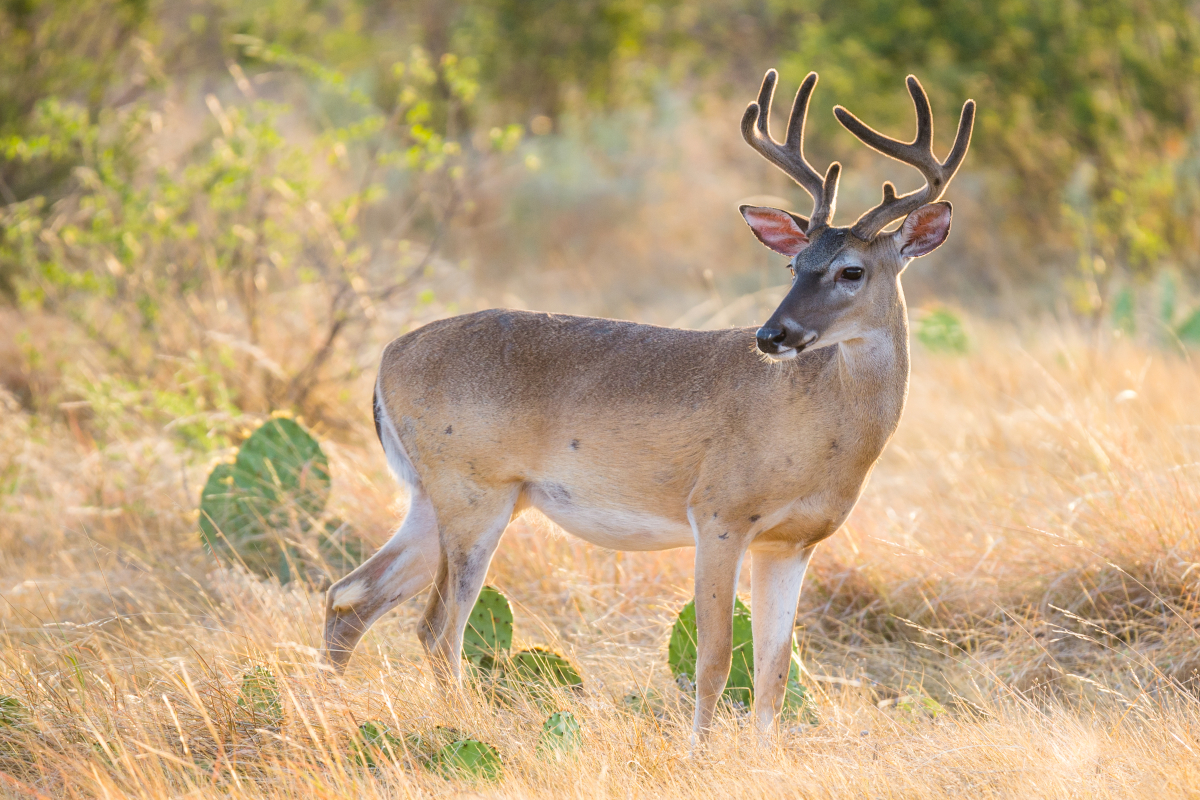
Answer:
[
  {"left": 462, "top": 586, "right": 513, "bottom": 669},
  {"left": 509, "top": 648, "right": 583, "bottom": 690},
  {"left": 668, "top": 597, "right": 755, "bottom": 706},
  {"left": 350, "top": 720, "right": 405, "bottom": 767},
  {"left": 199, "top": 417, "right": 331, "bottom": 579},
  {"left": 0, "top": 695, "right": 26, "bottom": 727},
  {"left": 430, "top": 738, "right": 503, "bottom": 782},
  {"left": 538, "top": 711, "right": 582, "bottom": 754},
  {"left": 668, "top": 597, "right": 817, "bottom": 718},
  {"left": 237, "top": 666, "right": 283, "bottom": 725},
  {"left": 784, "top": 646, "right": 819, "bottom": 724},
  {"left": 404, "top": 725, "right": 466, "bottom": 763}
]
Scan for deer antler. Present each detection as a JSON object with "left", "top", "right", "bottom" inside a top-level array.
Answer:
[
  {"left": 742, "top": 70, "right": 840, "bottom": 231},
  {"left": 834, "top": 76, "right": 975, "bottom": 240}
]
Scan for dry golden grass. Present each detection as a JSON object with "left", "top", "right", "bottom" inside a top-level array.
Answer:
[{"left": 2, "top": 309, "right": 1200, "bottom": 799}]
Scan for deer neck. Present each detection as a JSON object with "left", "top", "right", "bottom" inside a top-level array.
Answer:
[{"left": 825, "top": 295, "right": 911, "bottom": 440}]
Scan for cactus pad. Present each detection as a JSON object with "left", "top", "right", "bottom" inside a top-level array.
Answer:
[
  {"left": 350, "top": 720, "right": 405, "bottom": 767},
  {"left": 199, "top": 417, "right": 331, "bottom": 579},
  {"left": 538, "top": 711, "right": 582, "bottom": 753},
  {"left": 430, "top": 738, "right": 503, "bottom": 781},
  {"left": 462, "top": 586, "right": 513, "bottom": 668},
  {"left": 237, "top": 666, "right": 283, "bottom": 725},
  {"left": 784, "top": 647, "right": 819, "bottom": 723},
  {"left": 668, "top": 597, "right": 815, "bottom": 716},
  {"left": 509, "top": 647, "right": 583, "bottom": 690},
  {"left": 668, "top": 596, "right": 755, "bottom": 706},
  {"left": 0, "top": 696, "right": 25, "bottom": 727}
]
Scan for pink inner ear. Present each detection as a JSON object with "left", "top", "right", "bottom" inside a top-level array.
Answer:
[
  {"left": 740, "top": 206, "right": 810, "bottom": 256},
  {"left": 899, "top": 203, "right": 952, "bottom": 258}
]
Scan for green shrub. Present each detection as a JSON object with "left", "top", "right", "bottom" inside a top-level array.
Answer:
[
  {"left": 916, "top": 308, "right": 969, "bottom": 355},
  {"left": 1177, "top": 309, "right": 1200, "bottom": 344}
]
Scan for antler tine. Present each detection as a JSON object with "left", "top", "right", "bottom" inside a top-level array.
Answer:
[
  {"left": 833, "top": 75, "right": 975, "bottom": 239},
  {"left": 742, "top": 69, "right": 840, "bottom": 230}
]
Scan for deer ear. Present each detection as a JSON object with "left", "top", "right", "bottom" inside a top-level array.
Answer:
[
  {"left": 897, "top": 202, "right": 952, "bottom": 258},
  {"left": 739, "top": 205, "right": 810, "bottom": 256}
]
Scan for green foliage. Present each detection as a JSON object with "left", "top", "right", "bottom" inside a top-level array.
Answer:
[
  {"left": 0, "top": 696, "right": 26, "bottom": 728},
  {"left": 916, "top": 308, "right": 969, "bottom": 355},
  {"left": 1113, "top": 289, "right": 1137, "bottom": 336},
  {"left": 452, "top": 0, "right": 665, "bottom": 114},
  {"left": 430, "top": 738, "right": 503, "bottom": 782},
  {"left": 1178, "top": 310, "right": 1200, "bottom": 345},
  {"left": 199, "top": 417, "right": 332, "bottom": 580},
  {"left": 350, "top": 720, "right": 405, "bottom": 767},
  {"left": 463, "top": 585, "right": 514, "bottom": 669},
  {"left": 3, "top": 0, "right": 1200, "bottom": 307},
  {"left": 0, "top": 0, "right": 154, "bottom": 142},
  {"left": 538, "top": 710, "right": 582, "bottom": 754},
  {"left": 237, "top": 666, "right": 283, "bottom": 725},
  {"left": 0, "top": 35, "right": 503, "bottom": 417},
  {"left": 668, "top": 597, "right": 816, "bottom": 719},
  {"left": 778, "top": 0, "right": 1200, "bottom": 277}
]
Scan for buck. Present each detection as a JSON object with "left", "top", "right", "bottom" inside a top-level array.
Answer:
[{"left": 323, "top": 68, "right": 974, "bottom": 738}]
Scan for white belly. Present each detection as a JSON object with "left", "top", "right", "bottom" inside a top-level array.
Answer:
[{"left": 527, "top": 482, "right": 694, "bottom": 551}]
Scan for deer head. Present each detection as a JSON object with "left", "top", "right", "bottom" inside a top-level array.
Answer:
[{"left": 740, "top": 70, "right": 975, "bottom": 359}]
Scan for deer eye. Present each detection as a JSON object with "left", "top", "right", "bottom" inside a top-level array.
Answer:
[{"left": 838, "top": 266, "right": 864, "bottom": 282}]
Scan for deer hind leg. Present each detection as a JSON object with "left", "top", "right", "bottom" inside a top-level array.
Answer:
[
  {"left": 418, "top": 486, "right": 520, "bottom": 685},
  {"left": 322, "top": 487, "right": 440, "bottom": 672},
  {"left": 750, "top": 543, "right": 815, "bottom": 735}
]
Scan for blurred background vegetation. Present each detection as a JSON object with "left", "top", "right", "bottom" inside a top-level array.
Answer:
[{"left": 1, "top": 0, "right": 1199, "bottom": 433}]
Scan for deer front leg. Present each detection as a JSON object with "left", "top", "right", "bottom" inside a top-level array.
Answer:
[
  {"left": 750, "top": 542, "right": 815, "bottom": 734},
  {"left": 691, "top": 533, "right": 749, "bottom": 741}
]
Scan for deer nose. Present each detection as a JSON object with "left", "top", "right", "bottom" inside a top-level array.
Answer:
[{"left": 755, "top": 326, "right": 788, "bottom": 354}]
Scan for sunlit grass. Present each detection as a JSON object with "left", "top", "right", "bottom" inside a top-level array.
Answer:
[{"left": 1, "top": 315, "right": 1199, "bottom": 798}]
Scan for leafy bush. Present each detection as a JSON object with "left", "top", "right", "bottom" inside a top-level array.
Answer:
[
  {"left": 0, "top": 41, "right": 512, "bottom": 419},
  {"left": 916, "top": 308, "right": 970, "bottom": 355}
]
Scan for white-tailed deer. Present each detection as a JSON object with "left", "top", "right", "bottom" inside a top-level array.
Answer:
[{"left": 323, "top": 68, "right": 974, "bottom": 739}]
